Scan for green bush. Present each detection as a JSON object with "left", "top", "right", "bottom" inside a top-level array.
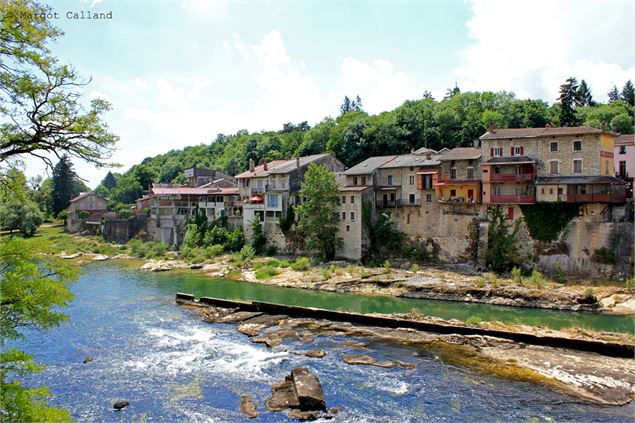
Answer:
[
  {"left": 279, "top": 260, "right": 290, "bottom": 268},
  {"left": 255, "top": 266, "right": 280, "bottom": 280},
  {"left": 206, "top": 244, "right": 224, "bottom": 257},
  {"left": 475, "top": 277, "right": 486, "bottom": 288},
  {"left": 409, "top": 263, "right": 420, "bottom": 273},
  {"left": 525, "top": 270, "right": 546, "bottom": 288},
  {"left": 128, "top": 240, "right": 168, "bottom": 259},
  {"left": 592, "top": 247, "right": 617, "bottom": 264},
  {"left": 584, "top": 287, "right": 597, "bottom": 303},
  {"left": 383, "top": 260, "right": 391, "bottom": 269},
  {"left": 511, "top": 266, "right": 522, "bottom": 285},
  {"left": 465, "top": 316, "right": 482, "bottom": 326},
  {"left": 291, "top": 257, "right": 311, "bottom": 271},
  {"left": 555, "top": 261, "right": 566, "bottom": 284},
  {"left": 266, "top": 259, "right": 280, "bottom": 267},
  {"left": 625, "top": 276, "right": 635, "bottom": 289},
  {"left": 252, "top": 261, "right": 264, "bottom": 270},
  {"left": 321, "top": 268, "right": 331, "bottom": 281},
  {"left": 520, "top": 203, "right": 579, "bottom": 241},
  {"left": 239, "top": 245, "right": 255, "bottom": 263}
]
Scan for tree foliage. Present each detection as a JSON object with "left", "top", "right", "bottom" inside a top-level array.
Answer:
[
  {"left": 558, "top": 77, "right": 581, "bottom": 126},
  {"left": 297, "top": 163, "right": 342, "bottom": 261},
  {"left": 50, "top": 155, "right": 81, "bottom": 216},
  {"left": 485, "top": 206, "right": 523, "bottom": 272},
  {"left": 621, "top": 80, "right": 635, "bottom": 106},
  {"left": 0, "top": 0, "right": 118, "bottom": 169}
]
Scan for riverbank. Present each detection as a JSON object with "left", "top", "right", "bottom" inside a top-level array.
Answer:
[{"left": 189, "top": 300, "right": 635, "bottom": 406}]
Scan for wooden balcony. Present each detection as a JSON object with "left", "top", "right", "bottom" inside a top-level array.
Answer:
[
  {"left": 566, "top": 193, "right": 626, "bottom": 203},
  {"left": 490, "top": 194, "right": 534, "bottom": 204},
  {"left": 490, "top": 173, "right": 535, "bottom": 182}
]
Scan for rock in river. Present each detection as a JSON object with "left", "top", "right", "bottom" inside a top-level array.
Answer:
[
  {"left": 113, "top": 401, "right": 129, "bottom": 410},
  {"left": 266, "top": 368, "right": 326, "bottom": 414},
  {"left": 239, "top": 395, "right": 259, "bottom": 419}
]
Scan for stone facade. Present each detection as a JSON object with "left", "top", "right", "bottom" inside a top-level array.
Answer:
[{"left": 66, "top": 193, "right": 108, "bottom": 233}]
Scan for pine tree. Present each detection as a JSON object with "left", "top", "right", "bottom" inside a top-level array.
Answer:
[
  {"left": 558, "top": 77, "right": 581, "bottom": 126},
  {"left": 352, "top": 95, "right": 364, "bottom": 112},
  {"left": 101, "top": 171, "right": 117, "bottom": 190},
  {"left": 607, "top": 85, "right": 620, "bottom": 103},
  {"left": 621, "top": 80, "right": 635, "bottom": 106},
  {"left": 339, "top": 96, "right": 352, "bottom": 115},
  {"left": 577, "top": 79, "right": 595, "bottom": 106},
  {"left": 51, "top": 156, "right": 80, "bottom": 216}
]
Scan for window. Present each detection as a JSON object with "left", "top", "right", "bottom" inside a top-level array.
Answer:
[
  {"left": 361, "top": 176, "right": 366, "bottom": 185},
  {"left": 512, "top": 146, "right": 523, "bottom": 156},
  {"left": 266, "top": 194, "right": 279, "bottom": 208},
  {"left": 387, "top": 175, "right": 393, "bottom": 185},
  {"left": 450, "top": 168, "right": 457, "bottom": 179},
  {"left": 350, "top": 212, "right": 355, "bottom": 221},
  {"left": 557, "top": 187, "right": 563, "bottom": 195},
  {"left": 550, "top": 142, "right": 558, "bottom": 152},
  {"left": 346, "top": 225, "right": 350, "bottom": 232},
  {"left": 341, "top": 211, "right": 346, "bottom": 220},
  {"left": 426, "top": 194, "right": 432, "bottom": 203},
  {"left": 491, "top": 147, "right": 503, "bottom": 157},
  {"left": 467, "top": 167, "right": 474, "bottom": 180},
  {"left": 573, "top": 159, "right": 582, "bottom": 174},
  {"left": 573, "top": 140, "right": 582, "bottom": 151},
  {"left": 549, "top": 188, "right": 553, "bottom": 195},
  {"left": 409, "top": 175, "right": 415, "bottom": 185},
  {"left": 206, "top": 208, "right": 214, "bottom": 217},
  {"left": 216, "top": 196, "right": 223, "bottom": 203},
  {"left": 341, "top": 196, "right": 346, "bottom": 204},
  {"left": 619, "top": 161, "right": 627, "bottom": 177},
  {"left": 619, "top": 145, "right": 627, "bottom": 154},
  {"left": 549, "top": 160, "right": 559, "bottom": 174},
  {"left": 353, "top": 176, "right": 358, "bottom": 185},
  {"left": 409, "top": 194, "right": 416, "bottom": 204},
  {"left": 390, "top": 193, "right": 395, "bottom": 202},
  {"left": 350, "top": 196, "right": 355, "bottom": 204},
  {"left": 493, "top": 185, "right": 501, "bottom": 196},
  {"left": 605, "top": 160, "right": 609, "bottom": 175},
  {"left": 541, "top": 188, "right": 544, "bottom": 194},
  {"left": 450, "top": 189, "right": 456, "bottom": 197}
]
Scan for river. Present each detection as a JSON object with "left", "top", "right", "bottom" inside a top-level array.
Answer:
[{"left": 9, "top": 262, "right": 634, "bottom": 422}]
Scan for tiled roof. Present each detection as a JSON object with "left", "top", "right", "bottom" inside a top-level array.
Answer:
[
  {"left": 413, "top": 146, "right": 437, "bottom": 155},
  {"left": 379, "top": 154, "right": 441, "bottom": 169},
  {"left": 151, "top": 187, "right": 238, "bottom": 195},
  {"left": 535, "top": 176, "right": 627, "bottom": 185},
  {"left": 480, "top": 126, "right": 602, "bottom": 140},
  {"left": 338, "top": 185, "right": 372, "bottom": 192},
  {"left": 268, "top": 154, "right": 331, "bottom": 174},
  {"left": 485, "top": 156, "right": 536, "bottom": 165},
  {"left": 615, "top": 134, "right": 635, "bottom": 146},
  {"left": 70, "top": 192, "right": 106, "bottom": 203},
  {"left": 343, "top": 155, "right": 397, "bottom": 175},
  {"left": 234, "top": 160, "right": 287, "bottom": 178},
  {"left": 439, "top": 147, "right": 482, "bottom": 161}
]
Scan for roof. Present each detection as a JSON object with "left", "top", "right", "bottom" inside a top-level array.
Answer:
[
  {"left": 535, "top": 176, "right": 628, "bottom": 185},
  {"left": 439, "top": 147, "right": 482, "bottom": 161},
  {"left": 235, "top": 154, "right": 333, "bottom": 178},
  {"left": 480, "top": 126, "right": 602, "bottom": 140},
  {"left": 235, "top": 160, "right": 287, "bottom": 178},
  {"left": 338, "top": 185, "right": 373, "bottom": 192},
  {"left": 615, "top": 134, "right": 634, "bottom": 146},
  {"left": 70, "top": 192, "right": 106, "bottom": 203},
  {"left": 413, "top": 146, "right": 437, "bottom": 155},
  {"left": 343, "top": 155, "right": 397, "bottom": 175},
  {"left": 485, "top": 156, "right": 536, "bottom": 165},
  {"left": 151, "top": 187, "right": 238, "bottom": 195},
  {"left": 379, "top": 154, "right": 441, "bottom": 169}
]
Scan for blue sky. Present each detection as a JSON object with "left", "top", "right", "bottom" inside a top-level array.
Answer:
[{"left": 26, "top": 0, "right": 635, "bottom": 186}]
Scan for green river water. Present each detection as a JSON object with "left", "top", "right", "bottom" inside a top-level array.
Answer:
[{"left": 148, "top": 267, "right": 634, "bottom": 334}]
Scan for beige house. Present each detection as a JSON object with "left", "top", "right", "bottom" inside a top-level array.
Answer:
[
  {"left": 235, "top": 154, "right": 346, "bottom": 251},
  {"left": 66, "top": 193, "right": 108, "bottom": 233},
  {"left": 337, "top": 185, "right": 374, "bottom": 260}
]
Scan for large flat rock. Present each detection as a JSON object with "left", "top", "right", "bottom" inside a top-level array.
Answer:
[{"left": 290, "top": 368, "right": 326, "bottom": 411}]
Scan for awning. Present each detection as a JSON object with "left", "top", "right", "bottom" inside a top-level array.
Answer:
[
  {"left": 250, "top": 195, "right": 263, "bottom": 202},
  {"left": 416, "top": 171, "right": 438, "bottom": 175}
]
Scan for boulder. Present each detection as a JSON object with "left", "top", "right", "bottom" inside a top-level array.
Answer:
[
  {"left": 341, "top": 354, "right": 397, "bottom": 369},
  {"left": 83, "top": 356, "right": 93, "bottom": 364},
  {"left": 239, "top": 395, "right": 259, "bottom": 419},
  {"left": 60, "top": 252, "right": 82, "bottom": 259},
  {"left": 286, "top": 409, "right": 322, "bottom": 421},
  {"left": 113, "top": 401, "right": 129, "bottom": 410},
  {"left": 266, "top": 379, "right": 300, "bottom": 411},
  {"left": 92, "top": 254, "right": 108, "bottom": 261},
  {"left": 304, "top": 350, "right": 327, "bottom": 358},
  {"left": 290, "top": 368, "right": 326, "bottom": 411}
]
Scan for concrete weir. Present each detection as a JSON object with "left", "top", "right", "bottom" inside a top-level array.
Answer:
[{"left": 175, "top": 293, "right": 634, "bottom": 359}]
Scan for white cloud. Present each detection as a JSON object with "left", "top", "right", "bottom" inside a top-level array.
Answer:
[
  {"left": 456, "top": 0, "right": 635, "bottom": 102},
  {"left": 90, "top": 0, "right": 103, "bottom": 7},
  {"left": 334, "top": 57, "right": 424, "bottom": 113}
]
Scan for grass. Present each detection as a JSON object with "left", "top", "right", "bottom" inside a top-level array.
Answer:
[
  {"left": 291, "top": 257, "right": 311, "bottom": 271},
  {"left": 255, "top": 266, "right": 280, "bottom": 280}
]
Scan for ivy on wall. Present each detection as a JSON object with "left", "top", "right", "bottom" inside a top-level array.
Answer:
[{"left": 520, "top": 203, "right": 580, "bottom": 241}]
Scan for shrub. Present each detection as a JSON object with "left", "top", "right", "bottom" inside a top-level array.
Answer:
[
  {"left": 265, "top": 245, "right": 278, "bottom": 257},
  {"left": 255, "top": 266, "right": 280, "bottom": 280},
  {"left": 239, "top": 245, "right": 255, "bottom": 263},
  {"left": 128, "top": 240, "right": 168, "bottom": 259},
  {"left": 555, "top": 261, "right": 566, "bottom": 284},
  {"left": 266, "top": 259, "right": 280, "bottom": 267},
  {"left": 250, "top": 218, "right": 267, "bottom": 254},
  {"left": 625, "top": 277, "right": 635, "bottom": 289},
  {"left": 511, "top": 266, "right": 522, "bottom": 285},
  {"left": 592, "top": 247, "right": 617, "bottom": 264},
  {"left": 321, "top": 268, "right": 331, "bottom": 281},
  {"left": 206, "top": 244, "right": 224, "bottom": 258},
  {"left": 584, "top": 287, "right": 597, "bottom": 303},
  {"left": 279, "top": 260, "right": 290, "bottom": 268},
  {"left": 526, "top": 270, "right": 546, "bottom": 288},
  {"left": 490, "top": 275, "right": 500, "bottom": 288},
  {"left": 291, "top": 257, "right": 311, "bottom": 271},
  {"left": 409, "top": 263, "right": 420, "bottom": 273},
  {"left": 225, "top": 228, "right": 245, "bottom": 252},
  {"left": 475, "top": 277, "right": 486, "bottom": 288},
  {"left": 465, "top": 316, "right": 481, "bottom": 326},
  {"left": 383, "top": 260, "right": 391, "bottom": 269},
  {"left": 252, "top": 261, "right": 264, "bottom": 270},
  {"left": 485, "top": 205, "right": 523, "bottom": 272}
]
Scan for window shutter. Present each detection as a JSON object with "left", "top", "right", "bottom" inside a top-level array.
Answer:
[
  {"left": 417, "top": 175, "right": 423, "bottom": 190},
  {"left": 510, "top": 147, "right": 514, "bottom": 156},
  {"left": 520, "top": 146, "right": 524, "bottom": 155},
  {"left": 490, "top": 148, "right": 494, "bottom": 157}
]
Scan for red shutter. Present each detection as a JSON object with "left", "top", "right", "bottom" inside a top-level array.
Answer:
[
  {"left": 510, "top": 147, "right": 514, "bottom": 156},
  {"left": 520, "top": 146, "right": 524, "bottom": 155},
  {"left": 490, "top": 148, "right": 494, "bottom": 157}
]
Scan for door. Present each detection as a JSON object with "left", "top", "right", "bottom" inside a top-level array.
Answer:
[
  {"left": 467, "top": 189, "right": 474, "bottom": 202},
  {"left": 383, "top": 194, "right": 388, "bottom": 207}
]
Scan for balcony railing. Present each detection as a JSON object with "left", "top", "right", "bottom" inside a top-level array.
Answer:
[
  {"left": 376, "top": 199, "right": 421, "bottom": 207},
  {"left": 489, "top": 173, "right": 535, "bottom": 182},
  {"left": 490, "top": 194, "right": 534, "bottom": 204},
  {"left": 566, "top": 193, "right": 626, "bottom": 203},
  {"left": 436, "top": 178, "right": 481, "bottom": 185}
]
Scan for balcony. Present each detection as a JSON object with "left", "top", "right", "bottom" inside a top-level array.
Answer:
[
  {"left": 490, "top": 194, "right": 534, "bottom": 204},
  {"left": 490, "top": 173, "right": 535, "bottom": 182},
  {"left": 376, "top": 199, "right": 420, "bottom": 208},
  {"left": 566, "top": 193, "right": 626, "bottom": 203},
  {"left": 435, "top": 178, "right": 481, "bottom": 185}
]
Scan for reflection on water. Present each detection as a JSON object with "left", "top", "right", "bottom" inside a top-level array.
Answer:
[{"left": 8, "top": 262, "right": 634, "bottom": 422}]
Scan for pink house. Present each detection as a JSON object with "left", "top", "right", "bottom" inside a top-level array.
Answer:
[{"left": 614, "top": 134, "right": 634, "bottom": 178}]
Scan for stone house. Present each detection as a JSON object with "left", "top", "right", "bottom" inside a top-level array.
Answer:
[
  {"left": 480, "top": 125, "right": 626, "bottom": 219},
  {"left": 236, "top": 154, "right": 346, "bottom": 251},
  {"left": 337, "top": 185, "right": 374, "bottom": 260},
  {"left": 435, "top": 147, "right": 482, "bottom": 204},
  {"left": 66, "top": 192, "right": 108, "bottom": 233}
]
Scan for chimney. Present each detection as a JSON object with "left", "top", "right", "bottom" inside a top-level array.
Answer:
[
  {"left": 473, "top": 139, "right": 480, "bottom": 148},
  {"left": 249, "top": 159, "right": 255, "bottom": 172},
  {"left": 263, "top": 161, "right": 268, "bottom": 171},
  {"left": 410, "top": 147, "right": 415, "bottom": 154},
  {"left": 601, "top": 122, "right": 606, "bottom": 132},
  {"left": 296, "top": 157, "right": 300, "bottom": 168},
  {"left": 487, "top": 121, "right": 495, "bottom": 133}
]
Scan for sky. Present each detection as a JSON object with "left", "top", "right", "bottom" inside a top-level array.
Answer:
[{"left": 20, "top": 0, "right": 635, "bottom": 187}]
